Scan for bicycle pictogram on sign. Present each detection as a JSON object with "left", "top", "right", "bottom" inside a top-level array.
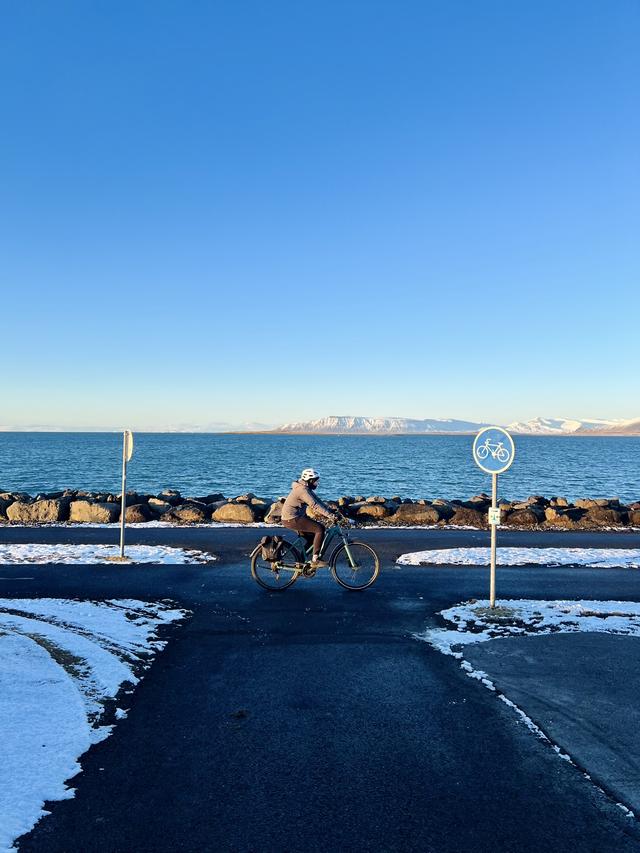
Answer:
[{"left": 472, "top": 427, "right": 515, "bottom": 475}]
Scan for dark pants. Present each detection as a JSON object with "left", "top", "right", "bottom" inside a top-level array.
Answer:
[{"left": 283, "top": 517, "right": 325, "bottom": 555}]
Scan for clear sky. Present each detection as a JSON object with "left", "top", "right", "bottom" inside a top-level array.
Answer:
[{"left": 2, "top": 1, "right": 638, "bottom": 429}]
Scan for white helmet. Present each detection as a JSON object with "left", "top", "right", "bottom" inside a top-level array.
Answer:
[{"left": 300, "top": 468, "right": 320, "bottom": 482}]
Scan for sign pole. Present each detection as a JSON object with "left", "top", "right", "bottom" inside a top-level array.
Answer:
[
  {"left": 472, "top": 426, "right": 515, "bottom": 612},
  {"left": 120, "top": 431, "right": 127, "bottom": 558},
  {"left": 490, "top": 472, "right": 497, "bottom": 609}
]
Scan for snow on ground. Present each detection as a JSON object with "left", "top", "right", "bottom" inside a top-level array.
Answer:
[
  {"left": 417, "top": 599, "right": 640, "bottom": 657},
  {"left": 397, "top": 547, "right": 640, "bottom": 568},
  {"left": 0, "top": 598, "right": 187, "bottom": 851},
  {"left": 0, "top": 544, "right": 212, "bottom": 564}
]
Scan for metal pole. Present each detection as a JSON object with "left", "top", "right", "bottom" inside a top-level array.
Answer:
[
  {"left": 119, "top": 431, "right": 127, "bottom": 558},
  {"left": 490, "top": 472, "right": 497, "bottom": 608}
]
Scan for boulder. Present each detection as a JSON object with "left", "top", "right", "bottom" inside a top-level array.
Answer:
[
  {"left": 390, "top": 503, "right": 441, "bottom": 525},
  {"left": 265, "top": 500, "right": 285, "bottom": 524},
  {"left": 157, "top": 490, "right": 183, "bottom": 506},
  {"left": 449, "top": 507, "right": 486, "bottom": 528},
  {"left": 164, "top": 502, "right": 210, "bottom": 524},
  {"left": 389, "top": 496, "right": 403, "bottom": 503},
  {"left": 549, "top": 497, "right": 569, "bottom": 507},
  {"left": 124, "top": 504, "right": 156, "bottom": 523},
  {"left": 365, "top": 496, "right": 387, "bottom": 504},
  {"left": 582, "top": 506, "right": 626, "bottom": 527},
  {"left": 629, "top": 510, "right": 640, "bottom": 527},
  {"left": 338, "top": 496, "right": 355, "bottom": 507},
  {"left": 191, "top": 493, "right": 225, "bottom": 504},
  {"left": 468, "top": 494, "right": 491, "bottom": 506},
  {"left": 7, "top": 498, "right": 71, "bottom": 523},
  {"left": 69, "top": 500, "right": 121, "bottom": 523},
  {"left": 544, "top": 507, "right": 584, "bottom": 528},
  {"left": 431, "top": 500, "right": 455, "bottom": 520},
  {"left": 574, "top": 498, "right": 619, "bottom": 510},
  {"left": 115, "top": 492, "right": 148, "bottom": 507},
  {"left": 503, "top": 508, "right": 543, "bottom": 527},
  {"left": 356, "top": 503, "right": 395, "bottom": 520},
  {"left": 0, "top": 497, "right": 14, "bottom": 520},
  {"left": 148, "top": 498, "right": 172, "bottom": 513},
  {"left": 526, "top": 495, "right": 548, "bottom": 506},
  {"left": 463, "top": 498, "right": 490, "bottom": 510},
  {"left": 212, "top": 503, "right": 259, "bottom": 523}
]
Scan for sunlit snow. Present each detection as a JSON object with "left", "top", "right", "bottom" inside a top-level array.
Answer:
[
  {"left": 0, "top": 598, "right": 187, "bottom": 851},
  {"left": 397, "top": 547, "right": 640, "bottom": 569}
]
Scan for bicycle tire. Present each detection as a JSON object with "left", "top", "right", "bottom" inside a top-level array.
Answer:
[
  {"left": 331, "top": 542, "right": 380, "bottom": 591},
  {"left": 251, "top": 539, "right": 303, "bottom": 591}
]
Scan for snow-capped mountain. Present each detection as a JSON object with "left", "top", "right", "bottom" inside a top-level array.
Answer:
[
  {"left": 277, "top": 416, "right": 489, "bottom": 433},
  {"left": 505, "top": 417, "right": 626, "bottom": 435},
  {"left": 274, "top": 415, "right": 637, "bottom": 435},
  {"left": 590, "top": 417, "right": 640, "bottom": 435}
]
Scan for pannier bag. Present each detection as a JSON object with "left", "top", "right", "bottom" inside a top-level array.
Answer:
[{"left": 259, "top": 535, "right": 286, "bottom": 562}]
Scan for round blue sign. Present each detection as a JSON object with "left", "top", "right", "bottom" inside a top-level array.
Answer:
[{"left": 472, "top": 427, "right": 515, "bottom": 474}]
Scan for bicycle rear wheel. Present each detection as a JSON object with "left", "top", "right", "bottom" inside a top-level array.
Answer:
[
  {"left": 251, "top": 539, "right": 302, "bottom": 591},
  {"left": 331, "top": 542, "right": 379, "bottom": 590}
]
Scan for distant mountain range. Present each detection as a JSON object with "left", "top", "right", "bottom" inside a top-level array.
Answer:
[{"left": 273, "top": 415, "right": 640, "bottom": 435}]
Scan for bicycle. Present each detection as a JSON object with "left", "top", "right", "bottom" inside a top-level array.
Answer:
[
  {"left": 250, "top": 514, "right": 380, "bottom": 592},
  {"left": 476, "top": 439, "right": 510, "bottom": 463}
]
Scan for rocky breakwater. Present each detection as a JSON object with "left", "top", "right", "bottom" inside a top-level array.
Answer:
[{"left": 0, "top": 490, "right": 639, "bottom": 530}]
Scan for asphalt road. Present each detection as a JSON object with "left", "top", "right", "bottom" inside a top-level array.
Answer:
[{"left": 3, "top": 525, "right": 640, "bottom": 853}]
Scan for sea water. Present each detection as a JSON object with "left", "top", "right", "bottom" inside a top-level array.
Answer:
[{"left": 0, "top": 432, "right": 638, "bottom": 503}]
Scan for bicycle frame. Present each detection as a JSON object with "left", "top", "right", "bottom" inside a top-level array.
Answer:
[{"left": 285, "top": 521, "right": 358, "bottom": 568}]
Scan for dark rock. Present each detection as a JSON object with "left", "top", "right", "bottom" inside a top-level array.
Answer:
[
  {"left": 124, "top": 504, "right": 156, "bottom": 523},
  {"left": 265, "top": 500, "right": 285, "bottom": 524},
  {"left": 158, "top": 490, "right": 183, "bottom": 506},
  {"left": 338, "top": 496, "right": 355, "bottom": 507},
  {"left": 449, "top": 507, "right": 486, "bottom": 528},
  {"left": 191, "top": 493, "right": 225, "bottom": 504},
  {"left": 582, "top": 506, "right": 626, "bottom": 526},
  {"left": 148, "top": 498, "right": 172, "bottom": 513},
  {"left": 503, "top": 508, "right": 543, "bottom": 527},
  {"left": 164, "top": 502, "right": 211, "bottom": 524},
  {"left": 544, "top": 507, "right": 584, "bottom": 527}
]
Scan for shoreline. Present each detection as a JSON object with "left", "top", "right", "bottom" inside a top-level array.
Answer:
[{"left": 1, "top": 489, "right": 639, "bottom": 531}]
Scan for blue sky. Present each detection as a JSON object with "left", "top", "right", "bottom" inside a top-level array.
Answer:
[{"left": 1, "top": 1, "right": 638, "bottom": 429}]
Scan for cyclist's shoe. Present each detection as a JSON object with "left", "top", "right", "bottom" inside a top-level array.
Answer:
[{"left": 310, "top": 558, "right": 329, "bottom": 569}]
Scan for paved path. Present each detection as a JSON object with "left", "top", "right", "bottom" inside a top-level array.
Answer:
[{"left": 1, "top": 526, "right": 639, "bottom": 852}]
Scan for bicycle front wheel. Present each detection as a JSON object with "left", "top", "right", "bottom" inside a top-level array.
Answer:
[
  {"left": 251, "top": 540, "right": 302, "bottom": 591},
  {"left": 331, "top": 542, "right": 380, "bottom": 591}
]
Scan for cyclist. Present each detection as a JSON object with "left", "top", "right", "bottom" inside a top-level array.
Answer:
[{"left": 281, "top": 468, "right": 336, "bottom": 568}]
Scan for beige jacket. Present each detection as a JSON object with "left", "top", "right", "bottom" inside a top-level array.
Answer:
[{"left": 281, "top": 480, "right": 334, "bottom": 522}]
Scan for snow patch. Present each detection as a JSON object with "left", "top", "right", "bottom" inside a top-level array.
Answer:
[
  {"left": 0, "top": 544, "right": 212, "bottom": 564},
  {"left": 0, "top": 598, "right": 187, "bottom": 851},
  {"left": 398, "top": 547, "right": 640, "bottom": 568}
]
